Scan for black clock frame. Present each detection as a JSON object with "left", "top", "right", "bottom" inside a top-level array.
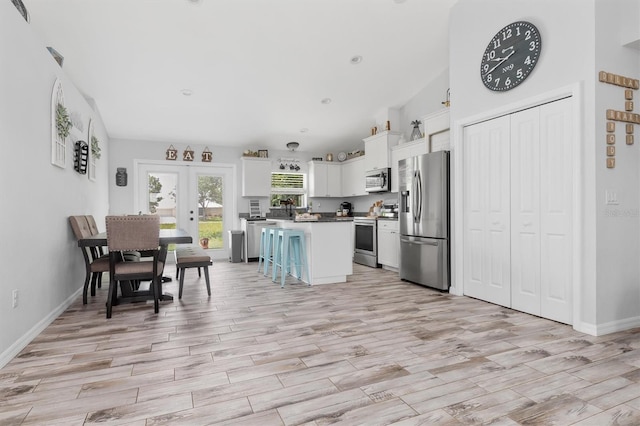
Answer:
[{"left": 480, "top": 21, "right": 542, "bottom": 92}]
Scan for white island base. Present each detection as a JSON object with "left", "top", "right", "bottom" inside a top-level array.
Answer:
[{"left": 272, "top": 219, "right": 353, "bottom": 285}]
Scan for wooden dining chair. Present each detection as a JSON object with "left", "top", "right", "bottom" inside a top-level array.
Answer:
[
  {"left": 105, "top": 215, "right": 162, "bottom": 318},
  {"left": 69, "top": 215, "right": 110, "bottom": 304}
]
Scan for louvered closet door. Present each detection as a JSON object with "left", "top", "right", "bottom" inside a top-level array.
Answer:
[
  {"left": 511, "top": 107, "right": 541, "bottom": 315},
  {"left": 463, "top": 115, "right": 511, "bottom": 307},
  {"left": 539, "top": 98, "right": 573, "bottom": 324}
]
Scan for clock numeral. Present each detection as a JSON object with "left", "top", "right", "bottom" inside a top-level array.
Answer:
[
  {"left": 529, "top": 41, "right": 536, "bottom": 51},
  {"left": 524, "top": 29, "right": 532, "bottom": 40},
  {"left": 483, "top": 64, "right": 489, "bottom": 73},
  {"left": 524, "top": 55, "right": 532, "bottom": 65},
  {"left": 516, "top": 69, "right": 523, "bottom": 79},
  {"left": 502, "top": 28, "right": 512, "bottom": 40},
  {"left": 504, "top": 77, "right": 512, "bottom": 87},
  {"left": 486, "top": 50, "right": 496, "bottom": 61},
  {"left": 515, "top": 26, "right": 522, "bottom": 36},
  {"left": 493, "top": 77, "right": 500, "bottom": 87}
]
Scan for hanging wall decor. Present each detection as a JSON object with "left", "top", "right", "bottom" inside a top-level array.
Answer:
[
  {"left": 202, "top": 147, "right": 212, "bottom": 162},
  {"left": 87, "top": 119, "right": 97, "bottom": 181},
  {"left": 166, "top": 145, "right": 178, "bottom": 160},
  {"left": 51, "top": 79, "right": 68, "bottom": 168},
  {"left": 74, "top": 140, "right": 89, "bottom": 174},
  {"left": 183, "top": 146, "right": 194, "bottom": 161}
]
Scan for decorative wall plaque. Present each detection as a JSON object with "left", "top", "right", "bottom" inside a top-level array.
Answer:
[
  {"left": 202, "top": 147, "right": 212, "bottom": 162},
  {"left": 166, "top": 145, "right": 177, "bottom": 160},
  {"left": 183, "top": 146, "right": 194, "bottom": 161}
]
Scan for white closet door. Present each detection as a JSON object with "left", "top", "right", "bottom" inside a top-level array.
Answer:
[
  {"left": 539, "top": 98, "right": 573, "bottom": 324},
  {"left": 463, "top": 115, "right": 511, "bottom": 307},
  {"left": 511, "top": 107, "right": 541, "bottom": 315}
]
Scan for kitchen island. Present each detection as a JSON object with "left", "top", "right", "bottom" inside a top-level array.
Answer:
[{"left": 271, "top": 218, "right": 353, "bottom": 285}]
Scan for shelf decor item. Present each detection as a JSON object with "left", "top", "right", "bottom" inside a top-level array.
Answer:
[{"left": 410, "top": 120, "right": 422, "bottom": 141}]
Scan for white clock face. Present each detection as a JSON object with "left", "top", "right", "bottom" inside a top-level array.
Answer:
[{"left": 480, "top": 21, "right": 542, "bottom": 92}]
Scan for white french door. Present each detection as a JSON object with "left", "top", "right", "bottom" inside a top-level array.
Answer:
[{"left": 135, "top": 161, "right": 236, "bottom": 260}]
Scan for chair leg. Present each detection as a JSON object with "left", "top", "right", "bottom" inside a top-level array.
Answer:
[
  {"left": 179, "top": 268, "right": 185, "bottom": 299},
  {"left": 83, "top": 271, "right": 91, "bottom": 305},
  {"left": 90, "top": 273, "right": 99, "bottom": 297},
  {"left": 197, "top": 267, "right": 201, "bottom": 278},
  {"left": 106, "top": 277, "right": 117, "bottom": 318},
  {"left": 203, "top": 266, "right": 211, "bottom": 296},
  {"left": 152, "top": 276, "right": 160, "bottom": 314}
]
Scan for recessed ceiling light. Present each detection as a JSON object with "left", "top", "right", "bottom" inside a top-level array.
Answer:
[
  {"left": 393, "top": 0, "right": 407, "bottom": 3},
  {"left": 299, "top": 128, "right": 309, "bottom": 133},
  {"left": 181, "top": 89, "right": 193, "bottom": 96},
  {"left": 350, "top": 55, "right": 363, "bottom": 65},
  {"left": 321, "top": 98, "right": 332, "bottom": 105}
]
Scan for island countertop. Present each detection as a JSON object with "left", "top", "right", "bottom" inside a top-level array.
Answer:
[{"left": 270, "top": 219, "right": 353, "bottom": 285}]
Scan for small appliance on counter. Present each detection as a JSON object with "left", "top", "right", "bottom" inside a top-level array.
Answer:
[
  {"left": 339, "top": 201, "right": 353, "bottom": 217},
  {"left": 379, "top": 202, "right": 399, "bottom": 218}
]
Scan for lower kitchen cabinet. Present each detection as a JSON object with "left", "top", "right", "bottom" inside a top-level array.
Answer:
[{"left": 377, "top": 219, "right": 399, "bottom": 269}]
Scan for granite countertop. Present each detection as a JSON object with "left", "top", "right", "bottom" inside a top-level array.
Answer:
[{"left": 273, "top": 216, "right": 354, "bottom": 223}]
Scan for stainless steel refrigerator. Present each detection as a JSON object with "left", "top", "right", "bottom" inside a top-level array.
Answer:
[{"left": 398, "top": 151, "right": 450, "bottom": 290}]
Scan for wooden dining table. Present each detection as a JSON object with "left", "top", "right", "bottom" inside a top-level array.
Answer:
[{"left": 78, "top": 228, "right": 193, "bottom": 303}]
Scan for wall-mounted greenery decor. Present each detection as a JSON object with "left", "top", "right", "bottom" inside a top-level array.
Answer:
[
  {"left": 56, "top": 103, "right": 72, "bottom": 139},
  {"left": 90, "top": 135, "right": 101, "bottom": 159}
]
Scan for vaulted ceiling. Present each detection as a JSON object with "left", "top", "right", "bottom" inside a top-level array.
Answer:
[{"left": 24, "top": 0, "right": 457, "bottom": 154}]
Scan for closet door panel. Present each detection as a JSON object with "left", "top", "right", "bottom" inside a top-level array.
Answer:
[
  {"left": 511, "top": 107, "right": 541, "bottom": 315},
  {"left": 540, "top": 97, "right": 573, "bottom": 324},
  {"left": 463, "top": 116, "right": 511, "bottom": 307}
]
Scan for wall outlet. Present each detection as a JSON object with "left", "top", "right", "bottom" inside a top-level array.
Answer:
[
  {"left": 12, "top": 289, "right": 18, "bottom": 308},
  {"left": 605, "top": 190, "right": 619, "bottom": 205}
]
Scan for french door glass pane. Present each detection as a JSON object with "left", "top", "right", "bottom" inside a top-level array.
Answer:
[
  {"left": 148, "top": 172, "right": 177, "bottom": 230},
  {"left": 197, "top": 174, "right": 223, "bottom": 249}
]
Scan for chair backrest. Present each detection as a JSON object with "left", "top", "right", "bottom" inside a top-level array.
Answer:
[
  {"left": 69, "top": 215, "right": 92, "bottom": 240},
  {"left": 106, "top": 215, "right": 160, "bottom": 252},
  {"left": 85, "top": 215, "right": 100, "bottom": 236}
]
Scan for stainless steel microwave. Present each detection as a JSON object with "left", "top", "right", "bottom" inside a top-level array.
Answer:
[{"left": 365, "top": 168, "right": 391, "bottom": 193}]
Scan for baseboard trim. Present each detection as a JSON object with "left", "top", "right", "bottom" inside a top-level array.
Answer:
[
  {"left": 0, "top": 287, "right": 82, "bottom": 369},
  {"left": 574, "top": 315, "right": 640, "bottom": 336}
]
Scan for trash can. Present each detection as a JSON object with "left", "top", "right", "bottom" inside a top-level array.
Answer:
[{"left": 228, "top": 230, "right": 244, "bottom": 263}]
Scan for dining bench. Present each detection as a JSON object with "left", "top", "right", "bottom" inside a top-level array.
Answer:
[{"left": 174, "top": 246, "right": 212, "bottom": 299}]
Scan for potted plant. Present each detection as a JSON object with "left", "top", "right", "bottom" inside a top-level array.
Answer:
[
  {"left": 90, "top": 135, "right": 101, "bottom": 159},
  {"left": 56, "top": 103, "right": 72, "bottom": 139}
]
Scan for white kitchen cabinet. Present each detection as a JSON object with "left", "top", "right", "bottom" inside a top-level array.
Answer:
[
  {"left": 390, "top": 139, "right": 427, "bottom": 193},
  {"left": 341, "top": 156, "right": 366, "bottom": 196},
  {"left": 308, "top": 161, "right": 342, "bottom": 197},
  {"left": 241, "top": 157, "right": 272, "bottom": 197},
  {"left": 363, "top": 131, "right": 401, "bottom": 172},
  {"left": 377, "top": 220, "right": 399, "bottom": 269}
]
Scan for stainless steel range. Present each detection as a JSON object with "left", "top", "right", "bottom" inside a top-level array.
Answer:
[{"left": 353, "top": 217, "right": 379, "bottom": 268}]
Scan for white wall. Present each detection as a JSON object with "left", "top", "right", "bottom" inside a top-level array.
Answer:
[
  {"left": 450, "top": 0, "right": 640, "bottom": 334},
  {"left": 0, "top": 2, "right": 111, "bottom": 366},
  {"left": 594, "top": 0, "right": 640, "bottom": 330}
]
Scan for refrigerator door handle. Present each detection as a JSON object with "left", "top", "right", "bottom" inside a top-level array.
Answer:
[
  {"left": 400, "top": 236, "right": 439, "bottom": 246},
  {"left": 415, "top": 170, "right": 422, "bottom": 223}
]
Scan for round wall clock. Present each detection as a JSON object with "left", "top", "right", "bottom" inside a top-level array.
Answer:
[{"left": 480, "top": 21, "right": 541, "bottom": 92}]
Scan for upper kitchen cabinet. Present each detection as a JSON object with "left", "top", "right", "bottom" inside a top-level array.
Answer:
[
  {"left": 363, "top": 131, "right": 401, "bottom": 171},
  {"left": 341, "top": 156, "right": 366, "bottom": 197},
  {"left": 308, "top": 161, "right": 342, "bottom": 197},
  {"left": 423, "top": 109, "right": 450, "bottom": 153},
  {"left": 241, "top": 157, "right": 272, "bottom": 197}
]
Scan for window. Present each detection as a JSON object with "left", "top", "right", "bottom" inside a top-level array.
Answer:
[{"left": 271, "top": 172, "right": 306, "bottom": 208}]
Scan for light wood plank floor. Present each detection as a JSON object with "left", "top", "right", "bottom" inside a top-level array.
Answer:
[{"left": 1, "top": 261, "right": 640, "bottom": 425}]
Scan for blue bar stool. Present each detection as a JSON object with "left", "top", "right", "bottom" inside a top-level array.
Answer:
[
  {"left": 257, "top": 226, "right": 278, "bottom": 275},
  {"left": 263, "top": 227, "right": 283, "bottom": 277},
  {"left": 272, "top": 229, "right": 308, "bottom": 288}
]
